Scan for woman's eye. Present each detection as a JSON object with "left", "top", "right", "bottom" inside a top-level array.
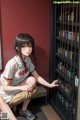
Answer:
[
  {"left": 21, "top": 45, "right": 32, "bottom": 48},
  {"left": 21, "top": 45, "right": 26, "bottom": 47},
  {"left": 29, "top": 45, "right": 32, "bottom": 47}
]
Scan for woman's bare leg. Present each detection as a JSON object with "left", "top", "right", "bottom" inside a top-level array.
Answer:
[
  {"left": 22, "top": 99, "right": 30, "bottom": 111},
  {"left": 0, "top": 97, "right": 17, "bottom": 120},
  {"left": 19, "top": 76, "right": 36, "bottom": 111}
]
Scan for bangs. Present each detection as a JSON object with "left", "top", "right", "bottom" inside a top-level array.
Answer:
[
  {"left": 20, "top": 40, "right": 32, "bottom": 46},
  {"left": 21, "top": 42, "right": 32, "bottom": 47},
  {"left": 14, "top": 33, "right": 34, "bottom": 51},
  {"left": 18, "top": 37, "right": 33, "bottom": 47}
]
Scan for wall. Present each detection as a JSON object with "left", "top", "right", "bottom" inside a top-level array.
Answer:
[
  {"left": 0, "top": 0, "right": 2, "bottom": 70},
  {"left": 0, "top": 0, "right": 50, "bottom": 80}
]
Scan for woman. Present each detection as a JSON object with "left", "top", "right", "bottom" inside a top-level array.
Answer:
[{"left": 0, "top": 33, "right": 58, "bottom": 120}]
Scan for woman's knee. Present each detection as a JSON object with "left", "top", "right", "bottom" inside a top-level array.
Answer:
[{"left": 26, "top": 76, "right": 36, "bottom": 87}]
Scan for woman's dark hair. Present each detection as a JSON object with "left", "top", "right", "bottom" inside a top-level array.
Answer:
[{"left": 14, "top": 33, "right": 37, "bottom": 68}]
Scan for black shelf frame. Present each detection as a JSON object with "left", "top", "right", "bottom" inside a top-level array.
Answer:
[
  {"left": 56, "top": 36, "right": 79, "bottom": 48},
  {"left": 49, "top": 1, "right": 80, "bottom": 120},
  {"left": 56, "top": 53, "right": 78, "bottom": 69},
  {"left": 57, "top": 21, "right": 80, "bottom": 26}
]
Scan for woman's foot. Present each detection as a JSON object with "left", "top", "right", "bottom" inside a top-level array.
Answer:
[{"left": 19, "top": 108, "right": 36, "bottom": 120}]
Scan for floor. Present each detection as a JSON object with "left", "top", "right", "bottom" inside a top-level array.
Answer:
[
  {"left": 28, "top": 97, "right": 61, "bottom": 120},
  {"left": 41, "top": 104, "right": 61, "bottom": 120},
  {"left": 14, "top": 98, "right": 61, "bottom": 120}
]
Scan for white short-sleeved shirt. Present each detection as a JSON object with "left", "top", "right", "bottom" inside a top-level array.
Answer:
[{"left": 0, "top": 55, "right": 35, "bottom": 102}]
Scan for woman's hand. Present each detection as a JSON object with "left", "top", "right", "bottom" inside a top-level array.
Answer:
[
  {"left": 19, "top": 84, "right": 33, "bottom": 92},
  {"left": 50, "top": 80, "right": 59, "bottom": 88}
]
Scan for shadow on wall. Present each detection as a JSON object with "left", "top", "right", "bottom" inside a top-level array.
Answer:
[{"left": 35, "top": 46, "right": 49, "bottom": 80}]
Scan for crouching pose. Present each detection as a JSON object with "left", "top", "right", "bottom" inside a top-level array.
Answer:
[{"left": 0, "top": 33, "right": 58, "bottom": 120}]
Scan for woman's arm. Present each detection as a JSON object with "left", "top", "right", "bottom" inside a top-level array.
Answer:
[
  {"left": 32, "top": 70, "right": 58, "bottom": 88},
  {"left": 2, "top": 79, "right": 19, "bottom": 92},
  {"left": 2, "top": 78, "right": 32, "bottom": 92}
]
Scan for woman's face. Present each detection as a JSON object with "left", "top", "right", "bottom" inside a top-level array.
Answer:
[{"left": 21, "top": 43, "right": 32, "bottom": 58}]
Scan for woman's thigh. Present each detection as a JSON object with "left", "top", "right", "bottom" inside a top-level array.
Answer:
[
  {"left": 19, "top": 76, "right": 36, "bottom": 88},
  {"left": 0, "top": 96, "right": 5, "bottom": 105}
]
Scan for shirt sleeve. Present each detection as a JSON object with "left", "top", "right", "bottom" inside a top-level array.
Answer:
[
  {"left": 26, "top": 57, "right": 35, "bottom": 72},
  {"left": 2, "top": 60, "right": 15, "bottom": 80}
]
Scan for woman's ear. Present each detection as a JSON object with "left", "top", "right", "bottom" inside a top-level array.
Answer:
[{"left": 16, "top": 47, "right": 18, "bottom": 51}]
